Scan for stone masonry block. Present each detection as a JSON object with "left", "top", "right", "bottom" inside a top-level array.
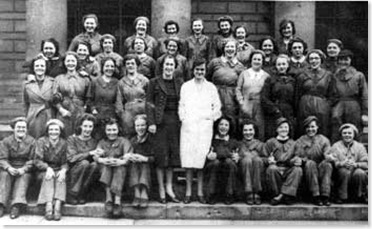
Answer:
[
  {"left": 257, "top": 22, "right": 270, "bottom": 34},
  {"left": 0, "top": 20, "right": 13, "bottom": 32},
  {"left": 0, "top": 0, "right": 14, "bottom": 12},
  {"left": 199, "top": 2, "right": 227, "bottom": 13},
  {"left": 14, "top": 0, "right": 26, "bottom": 12},
  {"left": 0, "top": 39, "right": 13, "bottom": 52},
  {"left": 0, "top": 60, "right": 15, "bottom": 72},
  {"left": 242, "top": 14, "right": 265, "bottom": 22},
  {"left": 228, "top": 2, "right": 256, "bottom": 13},
  {"left": 14, "top": 20, "right": 25, "bottom": 31},
  {"left": 192, "top": 0, "right": 198, "bottom": 13},
  {"left": 257, "top": 2, "right": 271, "bottom": 13},
  {"left": 14, "top": 40, "right": 26, "bottom": 52},
  {"left": 203, "top": 21, "right": 216, "bottom": 33}
]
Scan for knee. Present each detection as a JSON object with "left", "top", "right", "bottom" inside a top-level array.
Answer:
[
  {"left": 292, "top": 166, "right": 303, "bottom": 176},
  {"left": 79, "top": 160, "right": 90, "bottom": 168},
  {"left": 252, "top": 156, "right": 263, "bottom": 165},
  {"left": 266, "top": 165, "right": 279, "bottom": 175},
  {"left": 320, "top": 161, "right": 333, "bottom": 171},
  {"left": 240, "top": 157, "right": 252, "bottom": 167},
  {"left": 225, "top": 159, "right": 237, "bottom": 170},
  {"left": 305, "top": 160, "right": 317, "bottom": 170},
  {"left": 352, "top": 169, "right": 367, "bottom": 179}
]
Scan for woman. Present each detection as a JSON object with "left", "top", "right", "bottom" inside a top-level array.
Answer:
[
  {"left": 74, "top": 40, "right": 100, "bottom": 79},
  {"left": 146, "top": 55, "right": 183, "bottom": 204},
  {"left": 237, "top": 121, "right": 265, "bottom": 205},
  {"left": 155, "top": 37, "right": 190, "bottom": 82},
  {"left": 330, "top": 49, "right": 367, "bottom": 143},
  {"left": 129, "top": 115, "right": 155, "bottom": 208},
  {"left": 132, "top": 37, "right": 156, "bottom": 79},
  {"left": 34, "top": 119, "right": 67, "bottom": 221},
  {"left": 89, "top": 57, "right": 119, "bottom": 140},
  {"left": 288, "top": 38, "right": 309, "bottom": 77},
  {"left": 296, "top": 49, "right": 333, "bottom": 138},
  {"left": 185, "top": 18, "right": 212, "bottom": 69},
  {"left": 95, "top": 118, "right": 133, "bottom": 218},
  {"left": 234, "top": 25, "right": 255, "bottom": 67},
  {"left": 236, "top": 50, "right": 270, "bottom": 141},
  {"left": 179, "top": 58, "right": 222, "bottom": 204},
  {"left": 276, "top": 19, "right": 297, "bottom": 54},
  {"left": 116, "top": 54, "right": 149, "bottom": 137},
  {"left": 291, "top": 116, "right": 333, "bottom": 206},
  {"left": 204, "top": 116, "right": 239, "bottom": 205},
  {"left": 265, "top": 117, "right": 303, "bottom": 205},
  {"left": 0, "top": 117, "right": 35, "bottom": 219},
  {"left": 66, "top": 114, "right": 102, "bottom": 205},
  {"left": 68, "top": 14, "right": 102, "bottom": 56},
  {"left": 259, "top": 36, "right": 278, "bottom": 75},
  {"left": 328, "top": 123, "right": 368, "bottom": 204},
  {"left": 95, "top": 34, "right": 124, "bottom": 79},
  {"left": 23, "top": 57, "right": 54, "bottom": 139},
  {"left": 53, "top": 51, "right": 91, "bottom": 137},
  {"left": 207, "top": 39, "right": 245, "bottom": 137},
  {"left": 262, "top": 54, "right": 296, "bottom": 139},
  {"left": 324, "top": 39, "right": 343, "bottom": 73}
]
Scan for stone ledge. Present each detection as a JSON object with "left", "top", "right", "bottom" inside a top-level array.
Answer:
[{"left": 20, "top": 202, "right": 368, "bottom": 221}]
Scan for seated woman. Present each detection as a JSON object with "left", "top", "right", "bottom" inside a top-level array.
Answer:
[
  {"left": 0, "top": 117, "right": 35, "bottom": 219},
  {"left": 129, "top": 114, "right": 155, "bottom": 208},
  {"left": 236, "top": 120, "right": 265, "bottom": 205},
  {"left": 95, "top": 118, "right": 133, "bottom": 218},
  {"left": 265, "top": 117, "right": 303, "bottom": 205},
  {"left": 66, "top": 114, "right": 102, "bottom": 205},
  {"left": 34, "top": 119, "right": 67, "bottom": 221},
  {"left": 204, "top": 116, "right": 239, "bottom": 205},
  {"left": 327, "top": 123, "right": 368, "bottom": 204}
]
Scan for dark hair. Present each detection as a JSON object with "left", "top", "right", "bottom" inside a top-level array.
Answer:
[
  {"left": 99, "top": 34, "right": 116, "bottom": 51},
  {"left": 234, "top": 25, "right": 248, "bottom": 39},
  {"left": 217, "top": 16, "right": 234, "bottom": 34},
  {"left": 192, "top": 57, "right": 207, "bottom": 71},
  {"left": 75, "top": 113, "right": 97, "bottom": 135},
  {"left": 279, "top": 19, "right": 296, "bottom": 37},
  {"left": 288, "top": 38, "right": 308, "bottom": 56},
  {"left": 61, "top": 51, "right": 81, "bottom": 73},
  {"left": 40, "top": 38, "right": 60, "bottom": 58},
  {"left": 164, "top": 37, "right": 182, "bottom": 53},
  {"left": 123, "top": 54, "right": 141, "bottom": 67},
  {"left": 241, "top": 119, "right": 259, "bottom": 139},
  {"left": 164, "top": 20, "right": 180, "bottom": 34},
  {"left": 259, "top": 36, "right": 278, "bottom": 55},
  {"left": 30, "top": 56, "right": 47, "bottom": 75},
  {"left": 103, "top": 118, "right": 123, "bottom": 139},
  {"left": 82, "top": 13, "right": 99, "bottom": 31},
  {"left": 131, "top": 36, "right": 148, "bottom": 51},
  {"left": 73, "top": 40, "right": 92, "bottom": 57},
  {"left": 100, "top": 56, "right": 117, "bottom": 75},
  {"left": 249, "top": 50, "right": 266, "bottom": 64},
  {"left": 190, "top": 18, "right": 204, "bottom": 34},
  {"left": 160, "top": 54, "right": 178, "bottom": 70},
  {"left": 213, "top": 116, "right": 234, "bottom": 137}
]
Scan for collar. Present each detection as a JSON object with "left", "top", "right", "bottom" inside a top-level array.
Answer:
[
  {"left": 136, "top": 133, "right": 149, "bottom": 144},
  {"left": 215, "top": 134, "right": 230, "bottom": 141},
  {"left": 343, "top": 140, "right": 354, "bottom": 148},
  {"left": 276, "top": 135, "right": 289, "bottom": 141},
  {"left": 191, "top": 34, "right": 207, "bottom": 44},
  {"left": 221, "top": 56, "right": 238, "bottom": 65},
  {"left": 291, "top": 56, "right": 306, "bottom": 64},
  {"left": 241, "top": 138, "right": 261, "bottom": 150}
]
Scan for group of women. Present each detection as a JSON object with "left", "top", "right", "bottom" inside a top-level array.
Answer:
[{"left": 0, "top": 14, "right": 368, "bottom": 221}]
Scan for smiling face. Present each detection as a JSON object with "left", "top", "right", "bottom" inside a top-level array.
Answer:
[
  {"left": 125, "top": 58, "right": 138, "bottom": 74},
  {"left": 48, "top": 124, "right": 61, "bottom": 141},
  {"left": 76, "top": 44, "right": 89, "bottom": 60},
  {"left": 235, "top": 27, "right": 246, "bottom": 40},
  {"left": 251, "top": 53, "right": 263, "bottom": 70},
  {"left": 327, "top": 42, "right": 341, "bottom": 58},
  {"left": 105, "top": 123, "right": 119, "bottom": 141},
  {"left": 308, "top": 52, "right": 322, "bottom": 70},
  {"left": 64, "top": 54, "right": 78, "bottom": 71},
  {"left": 291, "top": 42, "right": 304, "bottom": 58},
  {"left": 305, "top": 121, "right": 318, "bottom": 137},
  {"left": 43, "top": 41, "right": 56, "bottom": 58},
  {"left": 84, "top": 17, "right": 97, "bottom": 33},
  {"left": 276, "top": 122, "right": 290, "bottom": 138},
  {"left": 282, "top": 23, "right": 293, "bottom": 38},
  {"left": 276, "top": 57, "right": 289, "bottom": 74},
  {"left": 103, "top": 59, "right": 115, "bottom": 77},
  {"left": 34, "top": 58, "right": 46, "bottom": 77},
  {"left": 193, "top": 63, "right": 206, "bottom": 80},
  {"left": 136, "top": 19, "right": 147, "bottom": 34},
  {"left": 262, "top": 39, "right": 274, "bottom": 56},
  {"left": 224, "top": 41, "right": 236, "bottom": 58},
  {"left": 166, "top": 24, "right": 178, "bottom": 35},
  {"left": 341, "top": 127, "right": 355, "bottom": 144},
  {"left": 102, "top": 38, "right": 114, "bottom": 53},
  {"left": 192, "top": 20, "right": 203, "bottom": 35},
  {"left": 217, "top": 119, "right": 230, "bottom": 136},
  {"left": 166, "top": 40, "right": 178, "bottom": 55},
  {"left": 134, "top": 38, "right": 146, "bottom": 53},
  {"left": 163, "top": 57, "right": 176, "bottom": 77},
  {"left": 219, "top": 21, "right": 231, "bottom": 34},
  {"left": 134, "top": 118, "right": 147, "bottom": 137},
  {"left": 14, "top": 121, "right": 27, "bottom": 139},
  {"left": 80, "top": 120, "right": 94, "bottom": 138},
  {"left": 338, "top": 56, "right": 351, "bottom": 70},
  {"left": 243, "top": 124, "right": 255, "bottom": 141}
]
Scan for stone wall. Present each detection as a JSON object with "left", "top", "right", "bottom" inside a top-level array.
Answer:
[
  {"left": 0, "top": 0, "right": 26, "bottom": 73},
  {"left": 191, "top": 0, "right": 274, "bottom": 48}
]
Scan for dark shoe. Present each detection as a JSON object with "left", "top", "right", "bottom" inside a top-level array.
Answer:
[
  {"left": 139, "top": 198, "right": 149, "bottom": 208},
  {"left": 183, "top": 196, "right": 191, "bottom": 204},
  {"left": 0, "top": 204, "right": 4, "bottom": 218},
  {"left": 313, "top": 196, "right": 323, "bottom": 206},
  {"left": 113, "top": 204, "right": 122, "bottom": 217},
  {"left": 270, "top": 195, "right": 283, "bottom": 206},
  {"left": 283, "top": 195, "right": 296, "bottom": 205},
  {"left": 206, "top": 194, "right": 216, "bottom": 205},
  {"left": 254, "top": 194, "right": 262, "bottom": 205},
  {"left": 246, "top": 193, "right": 254, "bottom": 205},
  {"left": 197, "top": 196, "right": 206, "bottom": 204},
  {"left": 334, "top": 198, "right": 345, "bottom": 204},
  {"left": 105, "top": 201, "right": 114, "bottom": 213},
  {"left": 159, "top": 198, "right": 167, "bottom": 204},
  {"left": 10, "top": 205, "right": 20, "bottom": 219},
  {"left": 132, "top": 198, "right": 140, "bottom": 208},
  {"left": 166, "top": 193, "right": 180, "bottom": 203},
  {"left": 322, "top": 196, "right": 331, "bottom": 206},
  {"left": 224, "top": 194, "right": 234, "bottom": 205},
  {"left": 78, "top": 198, "right": 86, "bottom": 205},
  {"left": 66, "top": 196, "right": 78, "bottom": 205}
]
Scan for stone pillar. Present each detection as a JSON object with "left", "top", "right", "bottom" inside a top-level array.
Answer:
[
  {"left": 151, "top": 0, "right": 192, "bottom": 39},
  {"left": 274, "top": 1, "right": 316, "bottom": 49},
  {"left": 26, "top": 0, "right": 67, "bottom": 60}
]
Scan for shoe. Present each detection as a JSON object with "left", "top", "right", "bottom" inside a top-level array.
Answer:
[
  {"left": 54, "top": 200, "right": 62, "bottom": 221},
  {"left": 322, "top": 196, "right": 331, "bottom": 206},
  {"left": 254, "top": 194, "right": 262, "bottom": 205},
  {"left": 283, "top": 195, "right": 296, "bottom": 205},
  {"left": 183, "top": 196, "right": 191, "bottom": 204},
  {"left": 206, "top": 194, "right": 216, "bottom": 205},
  {"left": 246, "top": 193, "right": 254, "bottom": 205},
  {"left": 113, "top": 204, "right": 122, "bottom": 218},
  {"left": 224, "top": 194, "right": 234, "bottom": 205},
  {"left": 270, "top": 194, "right": 283, "bottom": 206},
  {"left": 0, "top": 204, "right": 4, "bottom": 218},
  {"left": 78, "top": 198, "right": 86, "bottom": 205},
  {"left": 132, "top": 198, "right": 140, "bottom": 208},
  {"left": 66, "top": 195, "right": 78, "bottom": 205},
  {"left": 313, "top": 196, "right": 323, "bottom": 206},
  {"left": 334, "top": 198, "right": 345, "bottom": 204},
  {"left": 105, "top": 201, "right": 114, "bottom": 213},
  {"left": 45, "top": 203, "right": 53, "bottom": 221},
  {"left": 139, "top": 198, "right": 149, "bottom": 208},
  {"left": 159, "top": 198, "right": 167, "bottom": 204},
  {"left": 166, "top": 193, "right": 180, "bottom": 203},
  {"left": 10, "top": 205, "right": 20, "bottom": 219},
  {"left": 197, "top": 196, "right": 206, "bottom": 204}
]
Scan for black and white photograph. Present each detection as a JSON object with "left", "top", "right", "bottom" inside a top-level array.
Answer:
[{"left": 0, "top": 0, "right": 368, "bottom": 226}]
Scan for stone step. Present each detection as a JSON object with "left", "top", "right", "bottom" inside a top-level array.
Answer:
[{"left": 10, "top": 202, "right": 368, "bottom": 221}]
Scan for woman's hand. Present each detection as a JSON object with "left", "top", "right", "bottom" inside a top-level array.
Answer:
[
  {"left": 45, "top": 167, "right": 55, "bottom": 180},
  {"left": 92, "top": 109, "right": 98, "bottom": 115},
  {"left": 268, "top": 155, "right": 276, "bottom": 165},
  {"left": 56, "top": 169, "right": 66, "bottom": 183},
  {"left": 59, "top": 107, "right": 71, "bottom": 118},
  {"left": 207, "top": 152, "right": 217, "bottom": 161},
  {"left": 232, "top": 152, "right": 240, "bottom": 163},
  {"left": 7, "top": 167, "right": 19, "bottom": 176},
  {"left": 148, "top": 125, "right": 156, "bottom": 134}
]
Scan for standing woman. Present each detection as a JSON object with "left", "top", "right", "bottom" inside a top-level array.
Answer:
[
  {"left": 179, "top": 58, "right": 222, "bottom": 204},
  {"left": 146, "top": 55, "right": 183, "bottom": 203},
  {"left": 132, "top": 37, "right": 156, "bottom": 79},
  {"left": 324, "top": 39, "right": 343, "bottom": 74},
  {"left": 53, "top": 51, "right": 91, "bottom": 137},
  {"left": 207, "top": 39, "right": 245, "bottom": 137},
  {"left": 95, "top": 118, "right": 133, "bottom": 217},
  {"left": 259, "top": 36, "right": 278, "bottom": 75},
  {"left": 68, "top": 14, "right": 102, "bottom": 56},
  {"left": 330, "top": 50, "right": 367, "bottom": 142},
  {"left": 296, "top": 49, "right": 333, "bottom": 138},
  {"left": 288, "top": 38, "right": 309, "bottom": 77},
  {"left": 88, "top": 57, "right": 119, "bottom": 140},
  {"left": 236, "top": 50, "right": 270, "bottom": 141},
  {"left": 262, "top": 54, "right": 296, "bottom": 139},
  {"left": 116, "top": 54, "right": 149, "bottom": 137},
  {"left": 34, "top": 119, "right": 68, "bottom": 221},
  {"left": 66, "top": 114, "right": 102, "bottom": 205},
  {"left": 74, "top": 40, "right": 100, "bottom": 79},
  {"left": 95, "top": 34, "right": 124, "bottom": 79},
  {"left": 185, "top": 18, "right": 212, "bottom": 70},
  {"left": 23, "top": 57, "right": 54, "bottom": 139},
  {"left": 276, "top": 19, "right": 297, "bottom": 54},
  {"left": 234, "top": 26, "right": 255, "bottom": 67},
  {"left": 0, "top": 117, "right": 35, "bottom": 219}
]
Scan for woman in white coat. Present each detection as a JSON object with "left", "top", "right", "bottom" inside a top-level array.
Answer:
[{"left": 179, "top": 58, "right": 222, "bottom": 204}]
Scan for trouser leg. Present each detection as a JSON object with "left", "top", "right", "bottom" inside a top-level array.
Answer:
[
  {"left": 11, "top": 173, "right": 31, "bottom": 205},
  {"left": 281, "top": 166, "right": 303, "bottom": 197},
  {"left": 266, "top": 165, "right": 282, "bottom": 197},
  {"left": 318, "top": 161, "right": 333, "bottom": 197},
  {"left": 304, "top": 160, "right": 320, "bottom": 196},
  {"left": 337, "top": 167, "right": 351, "bottom": 200}
]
